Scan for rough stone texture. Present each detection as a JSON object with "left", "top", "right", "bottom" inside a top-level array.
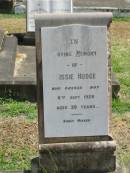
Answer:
[
  {"left": 0, "top": 30, "right": 5, "bottom": 51},
  {"left": 14, "top": 46, "right": 36, "bottom": 84},
  {"left": 0, "top": 36, "right": 17, "bottom": 79},
  {"left": 0, "top": 38, "right": 36, "bottom": 101},
  {"left": 0, "top": 45, "right": 36, "bottom": 85},
  {"left": 39, "top": 141, "right": 116, "bottom": 173},
  {"left": 31, "top": 157, "right": 42, "bottom": 173}
]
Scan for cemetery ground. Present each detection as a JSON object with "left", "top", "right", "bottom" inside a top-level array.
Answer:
[{"left": 0, "top": 14, "right": 130, "bottom": 171}]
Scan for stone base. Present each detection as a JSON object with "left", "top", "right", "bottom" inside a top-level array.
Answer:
[{"left": 39, "top": 140, "right": 116, "bottom": 173}]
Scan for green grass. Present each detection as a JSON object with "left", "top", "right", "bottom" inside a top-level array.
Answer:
[
  {"left": 0, "top": 145, "right": 36, "bottom": 170},
  {"left": 113, "top": 16, "right": 130, "bottom": 22},
  {"left": 0, "top": 13, "right": 25, "bottom": 19},
  {"left": 112, "top": 99, "right": 130, "bottom": 114},
  {"left": 111, "top": 38, "right": 130, "bottom": 114},
  {"left": 0, "top": 98, "right": 37, "bottom": 120}
]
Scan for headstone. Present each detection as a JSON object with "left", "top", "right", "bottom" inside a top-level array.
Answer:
[
  {"left": 41, "top": 24, "right": 108, "bottom": 137},
  {"left": 14, "top": 4, "right": 26, "bottom": 14},
  {"left": 35, "top": 13, "right": 116, "bottom": 173},
  {"left": 27, "top": 0, "right": 73, "bottom": 32}
]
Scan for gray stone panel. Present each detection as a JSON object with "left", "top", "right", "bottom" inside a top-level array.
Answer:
[{"left": 0, "top": 36, "right": 17, "bottom": 80}]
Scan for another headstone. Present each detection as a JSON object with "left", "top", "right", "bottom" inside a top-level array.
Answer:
[
  {"left": 14, "top": 4, "right": 26, "bottom": 14},
  {"left": 27, "top": 0, "right": 73, "bottom": 32},
  {"left": 35, "top": 13, "right": 116, "bottom": 173}
]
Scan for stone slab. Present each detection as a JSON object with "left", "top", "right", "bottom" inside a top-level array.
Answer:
[
  {"left": 41, "top": 24, "right": 109, "bottom": 138},
  {"left": 0, "top": 45, "right": 36, "bottom": 85},
  {"left": 0, "top": 36, "right": 17, "bottom": 79},
  {"left": 74, "top": 0, "right": 130, "bottom": 8},
  {"left": 39, "top": 141, "right": 116, "bottom": 173},
  {"left": 14, "top": 46, "right": 36, "bottom": 83},
  {"left": 35, "top": 13, "right": 112, "bottom": 28}
]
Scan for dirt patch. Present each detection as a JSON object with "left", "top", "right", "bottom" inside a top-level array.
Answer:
[
  {"left": 0, "top": 117, "right": 38, "bottom": 150},
  {"left": 0, "top": 115, "right": 130, "bottom": 166},
  {"left": 110, "top": 21, "right": 130, "bottom": 43},
  {"left": 0, "top": 19, "right": 26, "bottom": 33},
  {"left": 112, "top": 113, "right": 130, "bottom": 165}
]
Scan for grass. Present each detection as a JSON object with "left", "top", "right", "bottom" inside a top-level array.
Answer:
[
  {"left": 113, "top": 16, "right": 130, "bottom": 22},
  {"left": 0, "top": 145, "right": 35, "bottom": 170},
  {"left": 0, "top": 15, "right": 130, "bottom": 170},
  {"left": 112, "top": 99, "right": 130, "bottom": 114},
  {"left": 0, "top": 13, "right": 25, "bottom": 19},
  {"left": 110, "top": 18, "right": 130, "bottom": 167},
  {"left": 0, "top": 98, "right": 37, "bottom": 120},
  {"left": 0, "top": 13, "right": 26, "bottom": 33}
]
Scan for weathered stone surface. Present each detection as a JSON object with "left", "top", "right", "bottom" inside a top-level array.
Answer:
[
  {"left": 0, "top": 36, "right": 17, "bottom": 79},
  {"left": 0, "top": 45, "right": 36, "bottom": 85},
  {"left": 14, "top": 4, "right": 26, "bottom": 14},
  {"left": 0, "top": 44, "right": 36, "bottom": 101},
  {"left": 31, "top": 157, "right": 42, "bottom": 173},
  {"left": 0, "top": 30, "right": 5, "bottom": 51},
  {"left": 39, "top": 141, "right": 116, "bottom": 173},
  {"left": 14, "top": 46, "right": 36, "bottom": 84}
]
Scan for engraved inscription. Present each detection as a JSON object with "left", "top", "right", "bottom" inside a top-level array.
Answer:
[{"left": 41, "top": 25, "right": 109, "bottom": 137}]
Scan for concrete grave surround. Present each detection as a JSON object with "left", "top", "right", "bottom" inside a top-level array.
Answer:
[{"left": 35, "top": 13, "right": 116, "bottom": 173}]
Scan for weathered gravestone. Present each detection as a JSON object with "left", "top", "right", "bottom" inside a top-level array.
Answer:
[
  {"left": 27, "top": 0, "right": 73, "bottom": 32},
  {"left": 35, "top": 13, "right": 116, "bottom": 173}
]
